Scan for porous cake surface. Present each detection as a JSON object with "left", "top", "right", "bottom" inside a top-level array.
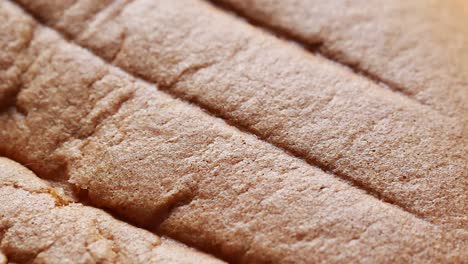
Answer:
[
  {"left": 0, "top": 158, "right": 224, "bottom": 263},
  {"left": 0, "top": 0, "right": 466, "bottom": 263}
]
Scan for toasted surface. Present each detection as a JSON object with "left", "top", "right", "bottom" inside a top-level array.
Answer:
[
  {"left": 0, "top": 1, "right": 467, "bottom": 263},
  {"left": 217, "top": 0, "right": 468, "bottom": 120},
  {"left": 0, "top": 157, "right": 223, "bottom": 264},
  {"left": 1, "top": 0, "right": 467, "bottom": 263},
  {"left": 12, "top": 0, "right": 468, "bottom": 228}
]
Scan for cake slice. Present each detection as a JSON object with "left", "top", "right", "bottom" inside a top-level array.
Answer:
[{"left": 0, "top": 157, "right": 223, "bottom": 264}]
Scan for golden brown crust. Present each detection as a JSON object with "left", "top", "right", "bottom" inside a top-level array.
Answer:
[
  {"left": 0, "top": 0, "right": 467, "bottom": 263},
  {"left": 0, "top": 158, "right": 223, "bottom": 264},
  {"left": 12, "top": 0, "right": 467, "bottom": 228},
  {"left": 216, "top": 0, "right": 468, "bottom": 120}
]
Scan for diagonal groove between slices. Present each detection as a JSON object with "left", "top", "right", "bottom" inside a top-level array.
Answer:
[
  {"left": 210, "top": 0, "right": 468, "bottom": 121},
  {"left": 0, "top": 1, "right": 467, "bottom": 263},
  {"left": 4, "top": 0, "right": 426, "bottom": 222},
  {"left": 11, "top": 0, "right": 468, "bottom": 230},
  {"left": 205, "top": 0, "right": 427, "bottom": 108},
  {"left": 0, "top": 0, "right": 413, "bottom": 221},
  {"left": 0, "top": 158, "right": 224, "bottom": 263}
]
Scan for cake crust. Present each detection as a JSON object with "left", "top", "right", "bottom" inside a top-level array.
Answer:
[{"left": 0, "top": 0, "right": 466, "bottom": 263}]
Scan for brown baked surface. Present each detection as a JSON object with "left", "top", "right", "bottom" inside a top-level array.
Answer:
[
  {"left": 217, "top": 0, "right": 468, "bottom": 120},
  {"left": 0, "top": 0, "right": 466, "bottom": 263},
  {"left": 0, "top": 158, "right": 223, "bottom": 263}
]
